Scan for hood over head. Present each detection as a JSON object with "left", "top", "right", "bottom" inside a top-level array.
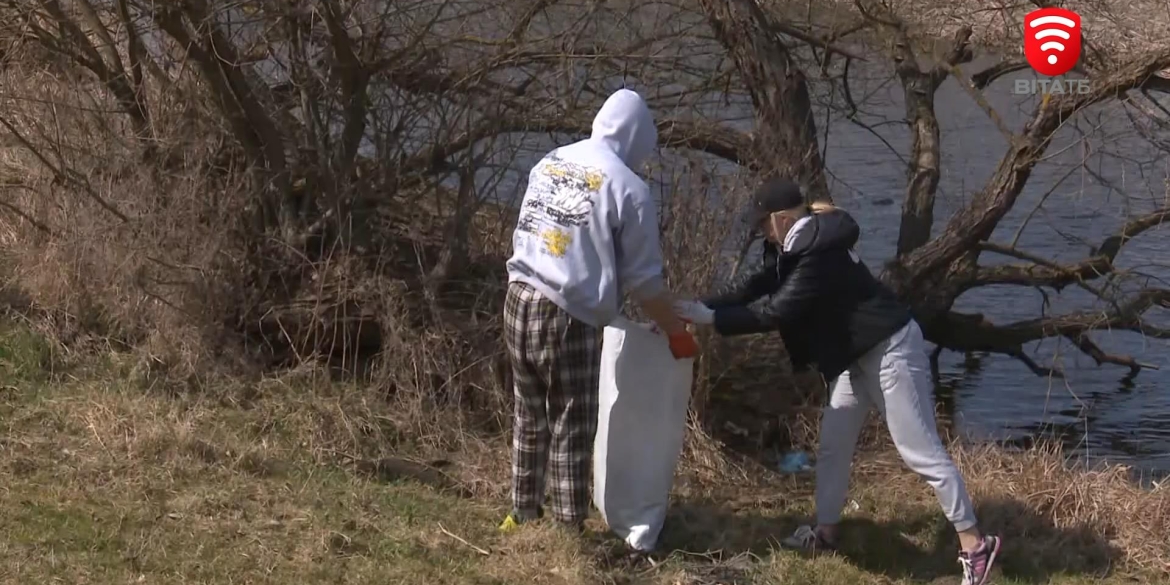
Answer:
[
  {"left": 782, "top": 209, "right": 860, "bottom": 255},
  {"left": 591, "top": 89, "right": 658, "bottom": 169}
]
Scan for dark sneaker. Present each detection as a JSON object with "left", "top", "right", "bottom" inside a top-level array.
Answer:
[
  {"left": 780, "top": 525, "right": 838, "bottom": 553},
  {"left": 959, "top": 535, "right": 1002, "bottom": 585},
  {"left": 498, "top": 507, "right": 543, "bottom": 532}
]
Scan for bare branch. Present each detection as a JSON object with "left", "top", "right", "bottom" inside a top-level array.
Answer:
[
  {"left": 1007, "top": 347, "right": 1065, "bottom": 378},
  {"left": 114, "top": 0, "right": 149, "bottom": 123},
  {"left": 151, "top": 9, "right": 266, "bottom": 165},
  {"left": 1142, "top": 75, "right": 1170, "bottom": 93},
  {"left": 769, "top": 19, "right": 870, "bottom": 62},
  {"left": 34, "top": 0, "right": 107, "bottom": 72},
  {"left": 507, "top": 0, "right": 556, "bottom": 44},
  {"left": 854, "top": 2, "right": 973, "bottom": 255},
  {"left": 1005, "top": 288, "right": 1170, "bottom": 344},
  {"left": 698, "top": 0, "right": 829, "bottom": 200},
  {"left": 153, "top": 1, "right": 294, "bottom": 235},
  {"left": 971, "top": 58, "right": 1029, "bottom": 89},
  {"left": 0, "top": 114, "right": 129, "bottom": 223},
  {"left": 28, "top": 0, "right": 150, "bottom": 131},
  {"left": 898, "top": 46, "right": 1170, "bottom": 288},
  {"left": 1097, "top": 206, "right": 1170, "bottom": 258},
  {"left": 971, "top": 205, "right": 1170, "bottom": 291},
  {"left": 973, "top": 242, "right": 1110, "bottom": 290},
  {"left": 397, "top": 113, "right": 752, "bottom": 186},
  {"left": 0, "top": 183, "right": 54, "bottom": 235},
  {"left": 933, "top": 287, "right": 1170, "bottom": 375},
  {"left": 73, "top": 0, "right": 125, "bottom": 78},
  {"left": 839, "top": 58, "right": 912, "bottom": 168},
  {"left": 1066, "top": 333, "right": 1159, "bottom": 374},
  {"left": 947, "top": 63, "right": 1016, "bottom": 143},
  {"left": 319, "top": 0, "right": 370, "bottom": 186}
]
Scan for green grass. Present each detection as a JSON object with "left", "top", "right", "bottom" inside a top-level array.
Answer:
[
  {"left": 0, "top": 321, "right": 56, "bottom": 382},
  {"left": 0, "top": 324, "right": 1161, "bottom": 584}
]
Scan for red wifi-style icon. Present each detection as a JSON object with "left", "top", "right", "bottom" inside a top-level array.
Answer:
[{"left": 1023, "top": 8, "right": 1082, "bottom": 77}]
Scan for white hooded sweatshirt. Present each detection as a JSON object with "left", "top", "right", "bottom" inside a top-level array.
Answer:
[{"left": 506, "top": 89, "right": 666, "bottom": 328}]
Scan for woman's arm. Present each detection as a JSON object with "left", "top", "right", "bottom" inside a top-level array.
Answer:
[
  {"left": 701, "top": 241, "right": 785, "bottom": 308},
  {"left": 710, "top": 251, "right": 832, "bottom": 336}
]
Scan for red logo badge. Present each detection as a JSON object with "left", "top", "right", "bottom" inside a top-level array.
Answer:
[{"left": 1023, "top": 8, "right": 1081, "bottom": 76}]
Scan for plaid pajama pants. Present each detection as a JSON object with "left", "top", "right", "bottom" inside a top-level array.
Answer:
[{"left": 503, "top": 281, "right": 601, "bottom": 525}]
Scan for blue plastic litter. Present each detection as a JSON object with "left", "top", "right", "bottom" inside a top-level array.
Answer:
[{"left": 778, "top": 451, "right": 813, "bottom": 473}]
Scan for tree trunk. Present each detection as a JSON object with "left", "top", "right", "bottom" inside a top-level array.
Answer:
[{"left": 698, "top": 0, "right": 829, "bottom": 201}]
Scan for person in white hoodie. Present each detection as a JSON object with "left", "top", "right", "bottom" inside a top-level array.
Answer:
[{"left": 501, "top": 89, "right": 698, "bottom": 532}]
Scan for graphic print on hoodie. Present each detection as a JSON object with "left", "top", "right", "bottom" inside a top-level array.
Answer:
[
  {"left": 515, "top": 156, "right": 603, "bottom": 258},
  {"left": 506, "top": 89, "right": 667, "bottom": 328}
]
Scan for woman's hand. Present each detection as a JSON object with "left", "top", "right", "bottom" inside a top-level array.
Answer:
[{"left": 672, "top": 300, "right": 715, "bottom": 325}]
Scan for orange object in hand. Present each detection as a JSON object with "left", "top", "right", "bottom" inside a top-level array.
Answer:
[{"left": 667, "top": 330, "right": 700, "bottom": 359}]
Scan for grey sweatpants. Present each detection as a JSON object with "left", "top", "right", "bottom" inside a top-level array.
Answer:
[{"left": 815, "top": 320, "right": 978, "bottom": 532}]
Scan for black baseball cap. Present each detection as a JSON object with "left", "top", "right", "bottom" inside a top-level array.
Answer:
[{"left": 745, "top": 177, "right": 805, "bottom": 227}]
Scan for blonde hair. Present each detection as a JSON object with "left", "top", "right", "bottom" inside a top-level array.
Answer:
[{"left": 809, "top": 201, "right": 838, "bottom": 214}]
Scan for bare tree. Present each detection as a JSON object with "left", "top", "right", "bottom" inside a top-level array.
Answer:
[
  {"left": 822, "top": 1, "right": 1167, "bottom": 377},
  {"left": 1, "top": 0, "right": 1168, "bottom": 381},
  {"left": 850, "top": 1, "right": 1170, "bottom": 376}
]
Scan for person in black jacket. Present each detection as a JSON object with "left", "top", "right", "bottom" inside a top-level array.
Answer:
[{"left": 673, "top": 178, "right": 1002, "bottom": 585}]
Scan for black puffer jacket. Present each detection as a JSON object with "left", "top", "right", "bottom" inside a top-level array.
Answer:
[{"left": 701, "top": 209, "right": 912, "bottom": 382}]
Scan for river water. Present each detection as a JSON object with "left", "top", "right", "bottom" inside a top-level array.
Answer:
[{"left": 813, "top": 55, "right": 1170, "bottom": 479}]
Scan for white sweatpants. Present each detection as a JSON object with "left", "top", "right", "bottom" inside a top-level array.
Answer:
[{"left": 814, "top": 320, "right": 978, "bottom": 532}]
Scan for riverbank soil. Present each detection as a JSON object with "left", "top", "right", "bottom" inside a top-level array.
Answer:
[{"left": 1, "top": 324, "right": 1166, "bottom": 584}]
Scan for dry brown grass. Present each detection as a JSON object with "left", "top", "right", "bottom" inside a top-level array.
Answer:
[
  {"left": 956, "top": 444, "right": 1170, "bottom": 572},
  {"left": 1, "top": 323, "right": 1168, "bottom": 584}
]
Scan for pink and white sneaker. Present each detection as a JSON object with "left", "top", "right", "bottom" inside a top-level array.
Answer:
[{"left": 959, "top": 535, "right": 1003, "bottom": 585}]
